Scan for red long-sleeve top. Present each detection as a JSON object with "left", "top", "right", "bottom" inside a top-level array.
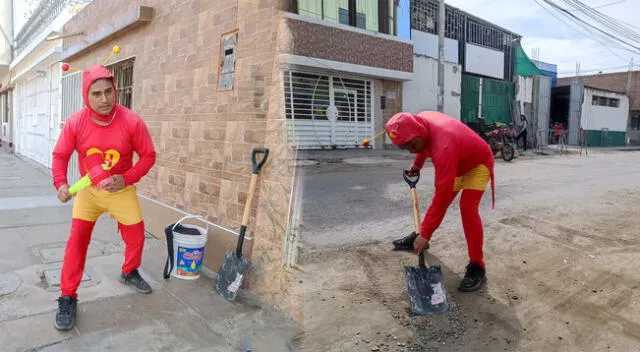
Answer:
[
  {"left": 385, "top": 111, "right": 495, "bottom": 239},
  {"left": 51, "top": 64, "right": 156, "bottom": 190}
]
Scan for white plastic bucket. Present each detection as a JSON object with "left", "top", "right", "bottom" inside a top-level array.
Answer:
[{"left": 171, "top": 215, "right": 208, "bottom": 280}]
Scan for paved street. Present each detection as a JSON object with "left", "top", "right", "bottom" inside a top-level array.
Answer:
[
  {"left": 297, "top": 148, "right": 640, "bottom": 251},
  {"left": 0, "top": 151, "right": 298, "bottom": 352},
  {"left": 295, "top": 148, "right": 640, "bottom": 352}
]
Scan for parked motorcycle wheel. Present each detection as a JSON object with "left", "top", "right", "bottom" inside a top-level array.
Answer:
[{"left": 501, "top": 144, "right": 515, "bottom": 162}]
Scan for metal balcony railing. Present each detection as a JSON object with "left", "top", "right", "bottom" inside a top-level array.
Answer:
[{"left": 14, "top": 0, "right": 93, "bottom": 57}]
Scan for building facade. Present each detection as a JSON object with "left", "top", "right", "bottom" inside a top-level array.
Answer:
[
  {"left": 532, "top": 59, "right": 558, "bottom": 88},
  {"left": 404, "top": 0, "right": 520, "bottom": 127},
  {"left": 285, "top": 0, "right": 413, "bottom": 149},
  {"left": 551, "top": 83, "right": 628, "bottom": 146},
  {"left": 3, "top": 0, "right": 91, "bottom": 162},
  {"left": 558, "top": 71, "right": 640, "bottom": 145},
  {"left": 0, "top": 0, "right": 13, "bottom": 151}
]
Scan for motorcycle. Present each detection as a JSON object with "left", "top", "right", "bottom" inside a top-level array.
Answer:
[{"left": 483, "top": 122, "right": 516, "bottom": 162}]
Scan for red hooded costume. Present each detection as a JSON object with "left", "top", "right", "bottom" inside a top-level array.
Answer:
[
  {"left": 51, "top": 64, "right": 156, "bottom": 298},
  {"left": 385, "top": 111, "right": 494, "bottom": 267}
]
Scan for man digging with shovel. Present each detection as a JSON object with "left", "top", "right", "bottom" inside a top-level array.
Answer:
[{"left": 386, "top": 111, "right": 495, "bottom": 293}]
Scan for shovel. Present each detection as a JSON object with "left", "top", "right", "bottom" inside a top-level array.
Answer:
[
  {"left": 402, "top": 170, "right": 451, "bottom": 315},
  {"left": 215, "top": 148, "right": 269, "bottom": 301}
]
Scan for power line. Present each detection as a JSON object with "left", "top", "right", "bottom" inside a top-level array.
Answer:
[
  {"left": 532, "top": 0, "right": 632, "bottom": 62},
  {"left": 557, "top": 64, "right": 639, "bottom": 74},
  {"left": 540, "top": 0, "right": 640, "bottom": 55},
  {"left": 567, "top": 0, "right": 627, "bottom": 11},
  {"left": 561, "top": 0, "right": 640, "bottom": 44}
]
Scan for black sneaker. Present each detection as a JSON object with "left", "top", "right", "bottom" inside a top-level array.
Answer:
[
  {"left": 54, "top": 296, "right": 77, "bottom": 331},
  {"left": 120, "top": 269, "right": 152, "bottom": 294},
  {"left": 458, "top": 262, "right": 487, "bottom": 292},
  {"left": 392, "top": 232, "right": 421, "bottom": 251}
]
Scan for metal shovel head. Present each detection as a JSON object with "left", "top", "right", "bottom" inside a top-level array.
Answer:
[
  {"left": 215, "top": 250, "right": 251, "bottom": 301},
  {"left": 404, "top": 264, "right": 450, "bottom": 315}
]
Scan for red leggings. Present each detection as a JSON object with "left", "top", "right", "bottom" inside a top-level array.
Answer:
[
  {"left": 60, "top": 219, "right": 145, "bottom": 298},
  {"left": 427, "top": 189, "right": 485, "bottom": 268}
]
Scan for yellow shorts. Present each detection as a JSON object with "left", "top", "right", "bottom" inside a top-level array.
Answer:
[
  {"left": 72, "top": 185, "right": 143, "bottom": 225},
  {"left": 453, "top": 164, "right": 491, "bottom": 192}
]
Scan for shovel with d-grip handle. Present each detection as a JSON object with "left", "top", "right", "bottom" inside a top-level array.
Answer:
[
  {"left": 402, "top": 169, "right": 451, "bottom": 315},
  {"left": 215, "top": 148, "right": 269, "bottom": 301}
]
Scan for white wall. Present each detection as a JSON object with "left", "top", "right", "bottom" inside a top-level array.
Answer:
[
  {"left": 402, "top": 55, "right": 462, "bottom": 120},
  {"left": 0, "top": 0, "right": 12, "bottom": 67},
  {"left": 465, "top": 43, "right": 504, "bottom": 80},
  {"left": 515, "top": 75, "right": 533, "bottom": 115},
  {"left": 411, "top": 30, "right": 458, "bottom": 63},
  {"left": 580, "top": 87, "right": 629, "bottom": 132}
]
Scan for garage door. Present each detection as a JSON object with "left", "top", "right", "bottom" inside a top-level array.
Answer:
[
  {"left": 461, "top": 73, "right": 514, "bottom": 125},
  {"left": 60, "top": 71, "right": 83, "bottom": 184},
  {"left": 284, "top": 71, "right": 373, "bottom": 149}
]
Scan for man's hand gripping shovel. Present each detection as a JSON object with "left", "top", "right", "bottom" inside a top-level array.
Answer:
[{"left": 402, "top": 170, "right": 451, "bottom": 315}]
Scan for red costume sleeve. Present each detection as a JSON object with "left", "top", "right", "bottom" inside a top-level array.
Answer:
[
  {"left": 420, "top": 143, "right": 458, "bottom": 238},
  {"left": 411, "top": 151, "right": 429, "bottom": 169},
  {"left": 122, "top": 118, "right": 157, "bottom": 186},
  {"left": 51, "top": 120, "right": 76, "bottom": 190}
]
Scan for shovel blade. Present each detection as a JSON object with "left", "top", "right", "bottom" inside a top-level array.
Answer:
[
  {"left": 214, "top": 251, "right": 251, "bottom": 301},
  {"left": 403, "top": 265, "right": 450, "bottom": 315}
]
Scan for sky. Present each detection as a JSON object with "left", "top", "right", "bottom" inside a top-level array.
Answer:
[
  {"left": 442, "top": 0, "right": 640, "bottom": 77},
  {"left": 10, "top": 0, "right": 639, "bottom": 78}
]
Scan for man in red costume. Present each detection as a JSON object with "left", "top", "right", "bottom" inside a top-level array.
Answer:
[
  {"left": 387, "top": 111, "right": 494, "bottom": 292},
  {"left": 51, "top": 64, "right": 156, "bottom": 330}
]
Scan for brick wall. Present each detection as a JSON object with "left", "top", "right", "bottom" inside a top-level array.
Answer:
[
  {"left": 374, "top": 80, "right": 403, "bottom": 148},
  {"left": 286, "top": 16, "right": 413, "bottom": 73},
  {"left": 61, "top": 0, "right": 299, "bottom": 319},
  {"left": 558, "top": 72, "right": 640, "bottom": 110}
]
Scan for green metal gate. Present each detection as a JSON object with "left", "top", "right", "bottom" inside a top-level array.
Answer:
[
  {"left": 461, "top": 74, "right": 514, "bottom": 125},
  {"left": 461, "top": 75, "right": 480, "bottom": 123}
]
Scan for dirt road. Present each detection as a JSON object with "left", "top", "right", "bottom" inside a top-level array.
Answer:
[{"left": 293, "top": 150, "right": 640, "bottom": 352}]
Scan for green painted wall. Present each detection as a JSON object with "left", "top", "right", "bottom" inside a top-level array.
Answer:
[
  {"left": 583, "top": 130, "right": 626, "bottom": 147},
  {"left": 461, "top": 74, "right": 514, "bottom": 125},
  {"left": 461, "top": 74, "right": 480, "bottom": 123},
  {"left": 482, "top": 78, "right": 515, "bottom": 124}
]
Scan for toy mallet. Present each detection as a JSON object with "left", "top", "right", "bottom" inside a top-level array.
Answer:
[{"left": 68, "top": 153, "right": 113, "bottom": 195}]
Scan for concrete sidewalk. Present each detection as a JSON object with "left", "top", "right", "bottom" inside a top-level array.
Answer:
[{"left": 0, "top": 152, "right": 299, "bottom": 352}]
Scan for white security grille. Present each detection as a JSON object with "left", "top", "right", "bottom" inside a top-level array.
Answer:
[
  {"left": 284, "top": 71, "right": 373, "bottom": 149},
  {"left": 1, "top": 93, "right": 8, "bottom": 139},
  {"left": 61, "top": 71, "right": 83, "bottom": 184}
]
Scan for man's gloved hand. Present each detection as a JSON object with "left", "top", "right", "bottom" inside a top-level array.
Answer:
[
  {"left": 57, "top": 184, "right": 73, "bottom": 203},
  {"left": 413, "top": 235, "right": 430, "bottom": 253}
]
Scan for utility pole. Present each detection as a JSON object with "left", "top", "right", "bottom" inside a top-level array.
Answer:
[
  {"left": 626, "top": 57, "right": 634, "bottom": 94},
  {"left": 437, "top": 0, "right": 445, "bottom": 113}
]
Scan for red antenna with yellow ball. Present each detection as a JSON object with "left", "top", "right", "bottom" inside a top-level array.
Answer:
[
  {"left": 102, "top": 45, "right": 121, "bottom": 66},
  {"left": 361, "top": 130, "right": 386, "bottom": 147},
  {"left": 60, "top": 45, "right": 122, "bottom": 73}
]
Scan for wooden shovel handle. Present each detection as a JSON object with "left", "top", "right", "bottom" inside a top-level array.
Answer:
[{"left": 410, "top": 188, "right": 421, "bottom": 234}]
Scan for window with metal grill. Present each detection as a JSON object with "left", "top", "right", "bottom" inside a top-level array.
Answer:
[{"left": 106, "top": 58, "right": 135, "bottom": 109}]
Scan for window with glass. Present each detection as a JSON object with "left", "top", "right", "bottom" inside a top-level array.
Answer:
[{"left": 296, "top": 0, "right": 384, "bottom": 33}]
